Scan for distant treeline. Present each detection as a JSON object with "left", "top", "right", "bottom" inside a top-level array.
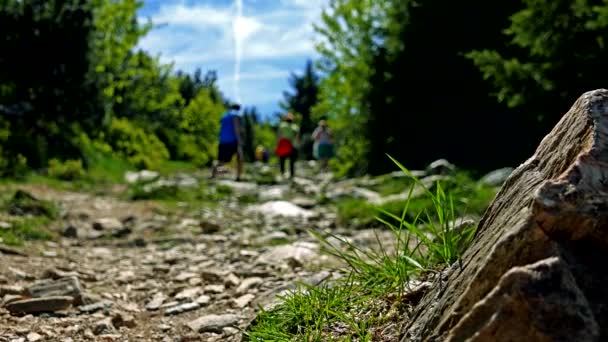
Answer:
[
  {"left": 0, "top": 0, "right": 278, "bottom": 177},
  {"left": 2, "top": 0, "right": 608, "bottom": 178},
  {"left": 312, "top": 0, "right": 608, "bottom": 176}
]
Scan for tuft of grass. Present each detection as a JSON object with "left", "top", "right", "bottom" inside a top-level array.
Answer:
[
  {"left": 4, "top": 190, "right": 59, "bottom": 219},
  {"left": 84, "top": 152, "right": 133, "bottom": 184},
  {"left": 155, "top": 160, "right": 200, "bottom": 176},
  {"left": 0, "top": 217, "right": 55, "bottom": 246},
  {"left": 367, "top": 176, "right": 415, "bottom": 196},
  {"left": 247, "top": 278, "right": 378, "bottom": 341},
  {"left": 238, "top": 193, "right": 259, "bottom": 204},
  {"left": 246, "top": 155, "right": 491, "bottom": 340}
]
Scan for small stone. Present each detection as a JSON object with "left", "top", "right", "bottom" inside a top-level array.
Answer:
[
  {"left": 200, "top": 221, "right": 221, "bottom": 234},
  {"left": 62, "top": 225, "right": 78, "bottom": 238},
  {"left": 6, "top": 296, "right": 73, "bottom": 314},
  {"left": 236, "top": 277, "right": 263, "bottom": 294},
  {"left": 164, "top": 302, "right": 200, "bottom": 316},
  {"left": 26, "top": 332, "right": 42, "bottom": 342},
  {"left": 9, "top": 267, "right": 32, "bottom": 280},
  {"left": 200, "top": 270, "right": 225, "bottom": 283},
  {"left": 152, "top": 265, "right": 170, "bottom": 273},
  {"left": 233, "top": 294, "right": 255, "bottom": 308},
  {"left": 223, "top": 326, "right": 240, "bottom": 336},
  {"left": 224, "top": 273, "right": 240, "bottom": 288},
  {"left": 159, "top": 301, "right": 179, "bottom": 309},
  {"left": 146, "top": 293, "right": 165, "bottom": 311},
  {"left": 78, "top": 300, "right": 113, "bottom": 313},
  {"left": 195, "top": 295, "right": 211, "bottom": 306},
  {"left": 93, "top": 317, "right": 115, "bottom": 335},
  {"left": 92, "top": 218, "right": 123, "bottom": 231},
  {"left": 158, "top": 324, "right": 171, "bottom": 332},
  {"left": 0, "top": 285, "right": 25, "bottom": 296},
  {"left": 204, "top": 284, "right": 225, "bottom": 294},
  {"left": 174, "top": 272, "right": 197, "bottom": 282},
  {"left": 116, "top": 270, "right": 135, "bottom": 284},
  {"left": 42, "top": 250, "right": 57, "bottom": 257},
  {"left": 40, "top": 268, "right": 79, "bottom": 280},
  {"left": 0, "top": 221, "right": 11, "bottom": 229},
  {"left": 174, "top": 288, "right": 201, "bottom": 301},
  {"left": 27, "top": 276, "right": 83, "bottom": 305},
  {"left": 4, "top": 294, "right": 24, "bottom": 305},
  {"left": 240, "top": 250, "right": 259, "bottom": 258},
  {"left": 112, "top": 311, "right": 136, "bottom": 329},
  {"left": 188, "top": 277, "right": 202, "bottom": 286},
  {"left": 111, "top": 227, "right": 132, "bottom": 238},
  {"left": 178, "top": 218, "right": 199, "bottom": 229},
  {"left": 186, "top": 314, "right": 240, "bottom": 333}
]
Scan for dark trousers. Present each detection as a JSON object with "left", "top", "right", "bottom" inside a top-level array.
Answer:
[{"left": 280, "top": 149, "right": 297, "bottom": 178}]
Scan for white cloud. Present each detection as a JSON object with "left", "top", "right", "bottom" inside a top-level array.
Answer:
[{"left": 137, "top": 0, "right": 327, "bottom": 113}]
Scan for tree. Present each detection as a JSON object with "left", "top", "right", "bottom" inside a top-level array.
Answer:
[
  {"left": 314, "top": 0, "right": 524, "bottom": 175},
  {"left": 0, "top": 0, "right": 98, "bottom": 167},
  {"left": 312, "top": 0, "right": 390, "bottom": 175},
  {"left": 467, "top": 0, "right": 608, "bottom": 143},
  {"left": 280, "top": 60, "right": 320, "bottom": 160},
  {"left": 240, "top": 107, "right": 258, "bottom": 162}
]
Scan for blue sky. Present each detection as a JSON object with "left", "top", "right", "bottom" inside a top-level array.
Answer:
[{"left": 137, "top": 0, "right": 327, "bottom": 118}]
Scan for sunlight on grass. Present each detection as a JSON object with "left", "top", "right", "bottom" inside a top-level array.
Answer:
[{"left": 246, "top": 156, "right": 496, "bottom": 341}]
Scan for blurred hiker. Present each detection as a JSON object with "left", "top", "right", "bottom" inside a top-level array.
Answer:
[
  {"left": 312, "top": 119, "right": 334, "bottom": 171},
  {"left": 263, "top": 148, "right": 269, "bottom": 163},
  {"left": 211, "top": 104, "right": 244, "bottom": 181},
  {"left": 255, "top": 145, "right": 269, "bottom": 163},
  {"left": 275, "top": 112, "right": 300, "bottom": 179}
]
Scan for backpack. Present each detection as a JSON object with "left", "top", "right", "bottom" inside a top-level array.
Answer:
[{"left": 275, "top": 138, "right": 293, "bottom": 157}]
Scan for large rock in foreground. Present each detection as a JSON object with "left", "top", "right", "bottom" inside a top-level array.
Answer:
[{"left": 403, "top": 89, "right": 608, "bottom": 341}]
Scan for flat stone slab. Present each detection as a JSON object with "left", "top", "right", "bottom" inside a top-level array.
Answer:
[
  {"left": 250, "top": 201, "right": 315, "bottom": 218},
  {"left": 187, "top": 314, "right": 240, "bottom": 333},
  {"left": 164, "top": 302, "right": 200, "bottom": 316},
  {"left": 5, "top": 296, "right": 73, "bottom": 313},
  {"left": 27, "top": 276, "right": 82, "bottom": 305}
]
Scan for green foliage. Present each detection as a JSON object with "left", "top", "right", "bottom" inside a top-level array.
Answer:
[
  {"left": 247, "top": 279, "right": 375, "bottom": 341},
  {"left": 0, "top": 0, "right": 99, "bottom": 168},
  {"left": 178, "top": 89, "right": 224, "bottom": 165},
  {"left": 467, "top": 0, "right": 608, "bottom": 134},
  {"left": 281, "top": 60, "right": 320, "bottom": 160},
  {"left": 254, "top": 122, "right": 277, "bottom": 152},
  {"left": 312, "top": 0, "right": 382, "bottom": 175},
  {"left": 90, "top": 0, "right": 150, "bottom": 119},
  {"left": 0, "top": 119, "right": 28, "bottom": 179},
  {"left": 47, "top": 159, "right": 86, "bottom": 181},
  {"left": 0, "top": 0, "right": 227, "bottom": 176},
  {"left": 106, "top": 118, "right": 170, "bottom": 170},
  {"left": 4, "top": 190, "right": 58, "bottom": 219},
  {"left": 0, "top": 217, "right": 55, "bottom": 246},
  {"left": 247, "top": 159, "right": 487, "bottom": 340}
]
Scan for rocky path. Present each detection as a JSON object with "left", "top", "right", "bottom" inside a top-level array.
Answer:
[
  {"left": 0, "top": 160, "right": 496, "bottom": 342},
  {"left": 0, "top": 167, "right": 363, "bottom": 342}
]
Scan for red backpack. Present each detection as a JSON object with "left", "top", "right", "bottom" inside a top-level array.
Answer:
[{"left": 275, "top": 138, "right": 293, "bottom": 157}]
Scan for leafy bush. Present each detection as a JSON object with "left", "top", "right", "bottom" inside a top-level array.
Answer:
[
  {"left": 106, "top": 118, "right": 170, "bottom": 170},
  {"left": 47, "top": 158, "right": 85, "bottom": 180},
  {"left": 0, "top": 119, "right": 29, "bottom": 179},
  {"left": 177, "top": 89, "right": 224, "bottom": 165}
]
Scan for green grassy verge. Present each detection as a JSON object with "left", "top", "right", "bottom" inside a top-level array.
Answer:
[
  {"left": 0, "top": 217, "right": 55, "bottom": 246},
  {"left": 246, "top": 156, "right": 496, "bottom": 341}
]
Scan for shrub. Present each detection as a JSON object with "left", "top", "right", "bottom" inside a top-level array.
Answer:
[
  {"left": 47, "top": 159, "right": 85, "bottom": 180},
  {"left": 106, "top": 118, "right": 170, "bottom": 170}
]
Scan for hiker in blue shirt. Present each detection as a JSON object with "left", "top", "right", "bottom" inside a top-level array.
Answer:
[{"left": 211, "top": 104, "right": 244, "bottom": 181}]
